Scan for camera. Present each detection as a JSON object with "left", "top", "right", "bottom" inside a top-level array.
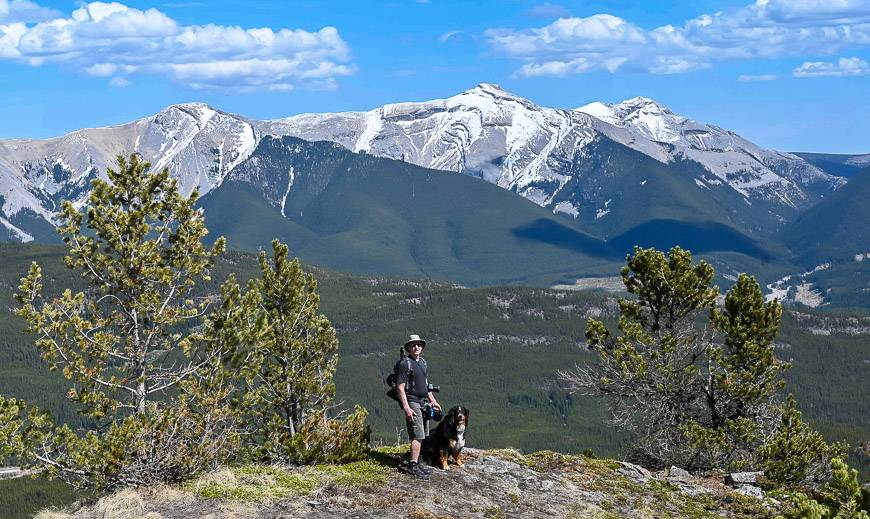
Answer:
[{"left": 427, "top": 383, "right": 440, "bottom": 393}]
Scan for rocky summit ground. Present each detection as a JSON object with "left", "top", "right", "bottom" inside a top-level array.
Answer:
[{"left": 36, "top": 448, "right": 781, "bottom": 519}]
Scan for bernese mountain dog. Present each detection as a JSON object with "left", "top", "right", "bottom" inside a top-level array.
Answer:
[{"left": 422, "top": 405, "right": 469, "bottom": 470}]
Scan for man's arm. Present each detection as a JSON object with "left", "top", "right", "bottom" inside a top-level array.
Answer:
[
  {"left": 423, "top": 363, "right": 440, "bottom": 411},
  {"left": 427, "top": 390, "right": 441, "bottom": 411},
  {"left": 398, "top": 383, "right": 414, "bottom": 420}
]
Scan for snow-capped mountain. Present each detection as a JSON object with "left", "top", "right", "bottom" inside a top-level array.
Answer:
[
  {"left": 0, "top": 103, "right": 257, "bottom": 241},
  {"left": 0, "top": 84, "right": 846, "bottom": 243},
  {"left": 264, "top": 84, "right": 842, "bottom": 217},
  {"left": 577, "top": 96, "right": 838, "bottom": 203},
  {"left": 262, "top": 83, "right": 599, "bottom": 208}
]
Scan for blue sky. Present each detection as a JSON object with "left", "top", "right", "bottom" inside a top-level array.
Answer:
[{"left": 1, "top": 0, "right": 869, "bottom": 153}]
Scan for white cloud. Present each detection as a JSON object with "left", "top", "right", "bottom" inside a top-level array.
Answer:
[
  {"left": 0, "top": 0, "right": 59, "bottom": 23},
  {"left": 86, "top": 62, "right": 136, "bottom": 76},
  {"left": 515, "top": 56, "right": 627, "bottom": 77},
  {"left": 108, "top": 76, "right": 129, "bottom": 87},
  {"left": 0, "top": 1, "right": 355, "bottom": 91},
  {"left": 439, "top": 30, "right": 463, "bottom": 42},
  {"left": 486, "top": 0, "right": 870, "bottom": 76},
  {"left": 793, "top": 56, "right": 870, "bottom": 76},
  {"left": 737, "top": 73, "right": 778, "bottom": 81}
]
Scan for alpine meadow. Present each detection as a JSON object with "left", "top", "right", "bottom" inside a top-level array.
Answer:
[{"left": 1, "top": 1, "right": 869, "bottom": 518}]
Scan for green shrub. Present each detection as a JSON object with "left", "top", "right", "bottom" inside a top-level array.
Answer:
[
  {"left": 759, "top": 396, "right": 847, "bottom": 486},
  {"left": 282, "top": 406, "right": 371, "bottom": 464},
  {"left": 778, "top": 459, "right": 870, "bottom": 519}
]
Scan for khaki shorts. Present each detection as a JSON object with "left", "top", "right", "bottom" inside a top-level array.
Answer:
[{"left": 404, "top": 401, "right": 430, "bottom": 441}]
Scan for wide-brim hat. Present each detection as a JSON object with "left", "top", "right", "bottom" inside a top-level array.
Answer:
[{"left": 404, "top": 334, "right": 426, "bottom": 349}]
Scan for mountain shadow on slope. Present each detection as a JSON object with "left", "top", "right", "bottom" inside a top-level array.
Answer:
[
  {"left": 511, "top": 219, "right": 613, "bottom": 256},
  {"left": 608, "top": 219, "right": 773, "bottom": 260},
  {"left": 199, "top": 136, "right": 617, "bottom": 286}
]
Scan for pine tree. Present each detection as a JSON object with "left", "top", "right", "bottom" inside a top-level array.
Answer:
[
  {"left": 8, "top": 154, "right": 237, "bottom": 489},
  {"left": 222, "top": 240, "right": 368, "bottom": 463},
  {"left": 562, "top": 246, "right": 790, "bottom": 470}
]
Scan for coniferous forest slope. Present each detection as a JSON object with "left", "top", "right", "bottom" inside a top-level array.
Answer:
[
  {"left": 198, "top": 135, "right": 792, "bottom": 287},
  {"left": 200, "top": 137, "right": 617, "bottom": 286},
  {"left": 781, "top": 167, "right": 870, "bottom": 265},
  {"left": 201, "top": 136, "right": 868, "bottom": 308},
  {"left": 0, "top": 245, "right": 867, "bottom": 467}
]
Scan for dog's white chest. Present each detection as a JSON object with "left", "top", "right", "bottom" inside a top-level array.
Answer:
[{"left": 450, "top": 431, "right": 465, "bottom": 452}]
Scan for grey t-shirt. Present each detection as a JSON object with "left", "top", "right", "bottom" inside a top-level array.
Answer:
[{"left": 396, "top": 356, "right": 428, "bottom": 403}]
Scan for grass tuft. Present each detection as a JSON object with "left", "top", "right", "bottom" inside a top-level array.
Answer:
[
  {"left": 188, "top": 460, "right": 390, "bottom": 503},
  {"left": 189, "top": 466, "right": 316, "bottom": 502}
]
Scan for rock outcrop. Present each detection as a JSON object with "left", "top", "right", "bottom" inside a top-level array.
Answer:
[{"left": 37, "top": 448, "right": 779, "bottom": 519}]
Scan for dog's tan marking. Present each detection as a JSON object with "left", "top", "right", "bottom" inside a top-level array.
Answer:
[
  {"left": 438, "top": 450, "right": 449, "bottom": 470},
  {"left": 453, "top": 450, "right": 464, "bottom": 467}
]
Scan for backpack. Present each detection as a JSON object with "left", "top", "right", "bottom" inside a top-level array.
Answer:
[{"left": 385, "top": 349, "right": 426, "bottom": 402}]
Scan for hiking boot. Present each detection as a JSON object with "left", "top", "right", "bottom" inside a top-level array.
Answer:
[{"left": 407, "top": 462, "right": 431, "bottom": 480}]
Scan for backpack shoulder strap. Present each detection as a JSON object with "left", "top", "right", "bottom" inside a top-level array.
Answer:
[{"left": 405, "top": 358, "right": 414, "bottom": 391}]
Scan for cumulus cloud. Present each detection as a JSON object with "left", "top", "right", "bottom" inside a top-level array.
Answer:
[
  {"left": 487, "top": 0, "right": 870, "bottom": 76},
  {"left": 793, "top": 56, "right": 870, "bottom": 76},
  {"left": 0, "top": 1, "right": 355, "bottom": 91}
]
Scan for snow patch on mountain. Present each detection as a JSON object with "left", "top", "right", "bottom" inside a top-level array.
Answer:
[
  {"left": 553, "top": 201, "right": 579, "bottom": 217},
  {"left": 281, "top": 166, "right": 295, "bottom": 218},
  {"left": 0, "top": 215, "right": 34, "bottom": 242},
  {"left": 845, "top": 153, "right": 870, "bottom": 167},
  {"left": 766, "top": 263, "right": 832, "bottom": 307}
]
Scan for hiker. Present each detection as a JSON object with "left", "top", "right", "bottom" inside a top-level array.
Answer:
[{"left": 396, "top": 334, "right": 441, "bottom": 479}]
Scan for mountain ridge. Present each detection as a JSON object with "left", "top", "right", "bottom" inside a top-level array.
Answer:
[{"left": 0, "top": 83, "right": 847, "bottom": 245}]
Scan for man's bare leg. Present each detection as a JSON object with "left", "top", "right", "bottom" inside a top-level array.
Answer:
[{"left": 410, "top": 439, "right": 422, "bottom": 463}]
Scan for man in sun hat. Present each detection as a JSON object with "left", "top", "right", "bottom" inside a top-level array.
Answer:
[{"left": 396, "top": 333, "right": 441, "bottom": 479}]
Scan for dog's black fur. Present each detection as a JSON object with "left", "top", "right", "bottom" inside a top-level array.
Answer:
[{"left": 422, "top": 405, "right": 469, "bottom": 470}]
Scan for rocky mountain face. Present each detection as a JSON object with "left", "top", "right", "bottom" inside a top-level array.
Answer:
[{"left": 0, "top": 84, "right": 845, "bottom": 245}]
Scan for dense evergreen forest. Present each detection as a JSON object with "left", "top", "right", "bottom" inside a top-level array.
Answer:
[{"left": 1, "top": 244, "right": 868, "bottom": 517}]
